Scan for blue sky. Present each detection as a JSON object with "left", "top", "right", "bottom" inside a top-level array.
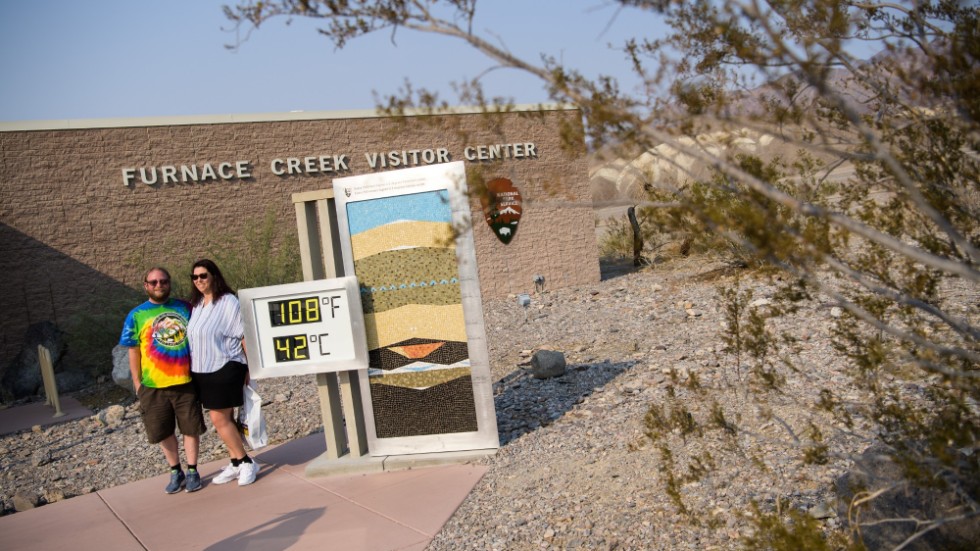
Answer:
[{"left": 0, "top": 1, "right": 663, "bottom": 122}]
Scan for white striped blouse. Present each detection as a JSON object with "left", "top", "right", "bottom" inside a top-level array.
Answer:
[{"left": 188, "top": 293, "right": 247, "bottom": 374}]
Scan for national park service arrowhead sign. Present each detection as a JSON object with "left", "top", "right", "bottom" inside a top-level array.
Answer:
[{"left": 480, "top": 177, "right": 522, "bottom": 244}]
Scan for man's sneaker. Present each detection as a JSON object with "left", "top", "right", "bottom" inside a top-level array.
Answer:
[
  {"left": 184, "top": 470, "right": 202, "bottom": 493},
  {"left": 238, "top": 461, "right": 260, "bottom": 486},
  {"left": 212, "top": 464, "right": 241, "bottom": 485},
  {"left": 165, "top": 470, "right": 185, "bottom": 494}
]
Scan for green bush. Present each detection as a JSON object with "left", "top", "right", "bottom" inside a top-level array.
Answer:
[
  {"left": 597, "top": 208, "right": 668, "bottom": 262},
  {"left": 200, "top": 209, "right": 303, "bottom": 292}
]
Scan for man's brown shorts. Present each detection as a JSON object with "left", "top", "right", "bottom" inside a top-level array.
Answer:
[{"left": 137, "top": 383, "right": 207, "bottom": 444}]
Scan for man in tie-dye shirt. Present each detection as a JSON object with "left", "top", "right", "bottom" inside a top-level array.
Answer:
[{"left": 120, "top": 267, "right": 206, "bottom": 494}]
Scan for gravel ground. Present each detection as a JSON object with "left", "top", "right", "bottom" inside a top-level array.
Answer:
[
  {"left": 1, "top": 256, "right": 952, "bottom": 549},
  {"left": 429, "top": 259, "right": 873, "bottom": 550}
]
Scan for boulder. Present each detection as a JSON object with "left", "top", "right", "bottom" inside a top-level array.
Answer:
[
  {"left": 56, "top": 369, "right": 93, "bottom": 394},
  {"left": 97, "top": 404, "right": 127, "bottom": 427},
  {"left": 529, "top": 350, "right": 567, "bottom": 379},
  {"left": 12, "top": 493, "right": 37, "bottom": 512},
  {"left": 43, "top": 490, "right": 66, "bottom": 504},
  {"left": 111, "top": 345, "right": 134, "bottom": 393},
  {"left": 1, "top": 321, "right": 65, "bottom": 401},
  {"left": 31, "top": 450, "right": 52, "bottom": 467}
]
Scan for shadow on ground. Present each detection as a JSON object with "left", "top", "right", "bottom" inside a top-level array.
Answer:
[
  {"left": 492, "top": 359, "right": 637, "bottom": 446},
  {"left": 599, "top": 258, "right": 640, "bottom": 281}
]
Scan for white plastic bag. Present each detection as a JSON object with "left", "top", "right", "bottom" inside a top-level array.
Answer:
[{"left": 238, "top": 381, "right": 268, "bottom": 450}]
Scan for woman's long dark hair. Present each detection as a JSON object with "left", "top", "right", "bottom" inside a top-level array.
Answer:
[{"left": 189, "top": 258, "right": 234, "bottom": 307}]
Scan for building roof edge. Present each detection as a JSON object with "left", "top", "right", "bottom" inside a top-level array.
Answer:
[{"left": 0, "top": 104, "right": 577, "bottom": 132}]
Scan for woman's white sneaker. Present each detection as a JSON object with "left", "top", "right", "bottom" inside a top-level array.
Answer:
[
  {"left": 238, "top": 461, "right": 260, "bottom": 486},
  {"left": 212, "top": 464, "right": 241, "bottom": 485}
]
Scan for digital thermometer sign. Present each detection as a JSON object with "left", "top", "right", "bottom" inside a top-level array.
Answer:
[{"left": 240, "top": 277, "right": 369, "bottom": 378}]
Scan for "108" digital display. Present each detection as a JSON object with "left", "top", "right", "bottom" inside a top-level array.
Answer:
[{"left": 268, "top": 296, "right": 321, "bottom": 327}]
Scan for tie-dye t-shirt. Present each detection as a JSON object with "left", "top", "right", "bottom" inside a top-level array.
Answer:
[{"left": 119, "top": 299, "right": 192, "bottom": 388}]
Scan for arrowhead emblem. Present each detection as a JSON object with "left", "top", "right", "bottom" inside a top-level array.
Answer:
[{"left": 479, "top": 177, "right": 522, "bottom": 244}]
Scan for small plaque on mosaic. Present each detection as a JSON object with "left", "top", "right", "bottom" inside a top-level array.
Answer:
[{"left": 480, "top": 177, "right": 522, "bottom": 244}]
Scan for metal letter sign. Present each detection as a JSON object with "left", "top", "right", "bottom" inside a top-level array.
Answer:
[{"left": 333, "top": 162, "right": 499, "bottom": 456}]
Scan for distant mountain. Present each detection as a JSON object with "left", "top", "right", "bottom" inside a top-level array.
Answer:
[{"left": 588, "top": 44, "right": 934, "bottom": 203}]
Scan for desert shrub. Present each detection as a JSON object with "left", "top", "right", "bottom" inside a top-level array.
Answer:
[
  {"left": 597, "top": 207, "right": 667, "bottom": 261},
  {"left": 198, "top": 209, "right": 303, "bottom": 291}
]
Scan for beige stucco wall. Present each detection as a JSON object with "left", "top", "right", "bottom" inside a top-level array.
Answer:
[{"left": 0, "top": 107, "right": 599, "bottom": 368}]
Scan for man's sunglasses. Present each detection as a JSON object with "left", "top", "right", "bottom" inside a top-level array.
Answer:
[
  {"left": 191, "top": 273, "right": 209, "bottom": 281},
  {"left": 145, "top": 279, "right": 170, "bottom": 287}
]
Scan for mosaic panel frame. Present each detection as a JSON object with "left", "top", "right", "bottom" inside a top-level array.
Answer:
[{"left": 333, "top": 162, "right": 499, "bottom": 456}]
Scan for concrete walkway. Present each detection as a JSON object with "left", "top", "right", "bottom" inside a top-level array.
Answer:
[
  {"left": 0, "top": 396, "right": 93, "bottom": 434},
  {"left": 1, "top": 418, "right": 486, "bottom": 551}
]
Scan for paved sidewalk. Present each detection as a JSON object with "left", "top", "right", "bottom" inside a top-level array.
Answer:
[
  {"left": 0, "top": 396, "right": 92, "bottom": 435},
  {"left": 0, "top": 433, "right": 486, "bottom": 551}
]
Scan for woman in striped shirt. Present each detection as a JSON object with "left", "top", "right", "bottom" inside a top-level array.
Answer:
[{"left": 187, "top": 259, "right": 260, "bottom": 487}]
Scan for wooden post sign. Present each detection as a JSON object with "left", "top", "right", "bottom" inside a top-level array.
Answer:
[{"left": 479, "top": 177, "right": 523, "bottom": 244}]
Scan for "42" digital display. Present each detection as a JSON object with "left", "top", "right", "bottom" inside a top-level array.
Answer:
[{"left": 273, "top": 334, "right": 309, "bottom": 362}]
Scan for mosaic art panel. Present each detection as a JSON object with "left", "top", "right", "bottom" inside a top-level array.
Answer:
[{"left": 347, "top": 190, "right": 478, "bottom": 438}]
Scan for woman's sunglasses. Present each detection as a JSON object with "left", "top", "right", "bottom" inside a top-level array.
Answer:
[{"left": 191, "top": 273, "right": 209, "bottom": 281}]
